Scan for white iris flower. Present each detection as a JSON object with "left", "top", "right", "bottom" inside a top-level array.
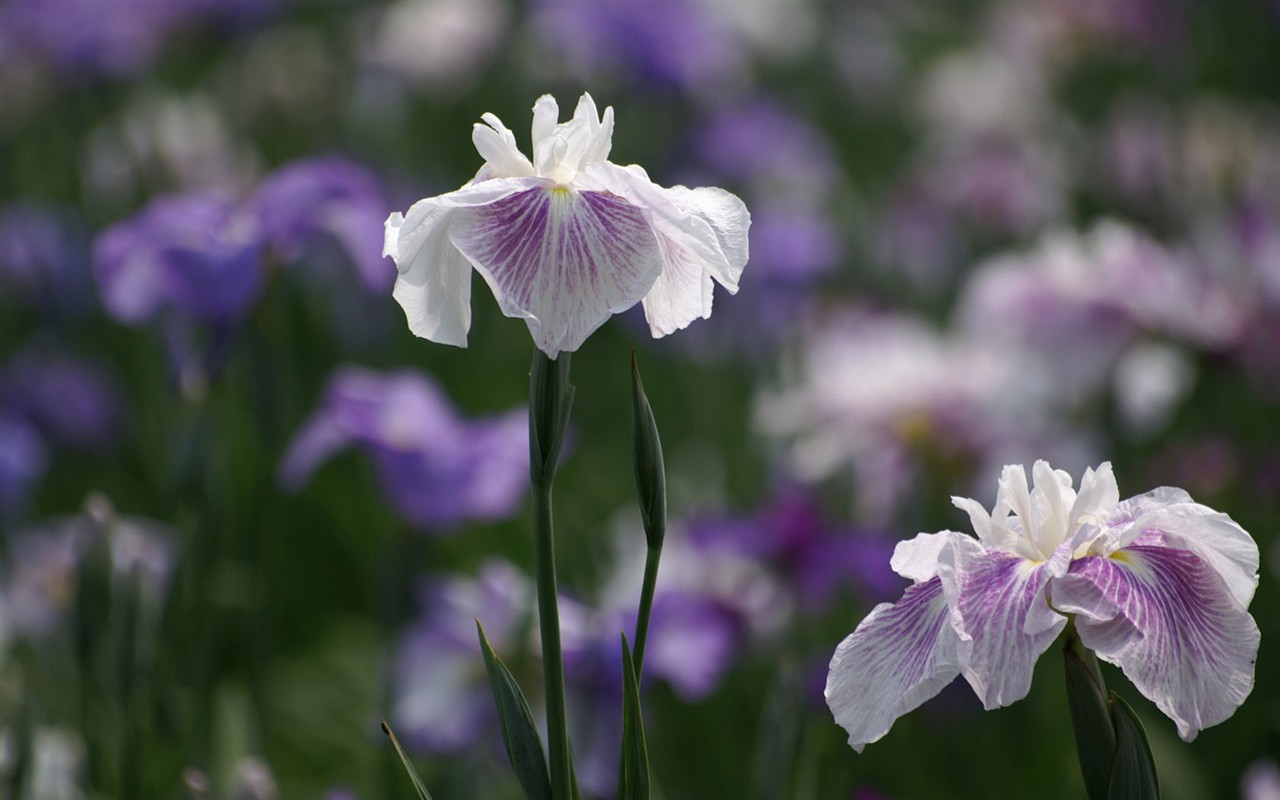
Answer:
[
  {"left": 826, "top": 460, "right": 1260, "bottom": 751},
  {"left": 383, "top": 93, "right": 750, "bottom": 358}
]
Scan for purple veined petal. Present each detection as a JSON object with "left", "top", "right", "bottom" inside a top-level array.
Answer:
[
  {"left": 449, "top": 185, "right": 663, "bottom": 358},
  {"left": 825, "top": 576, "right": 964, "bottom": 753},
  {"left": 889, "top": 530, "right": 960, "bottom": 583},
  {"left": 1121, "top": 498, "right": 1260, "bottom": 609},
  {"left": 937, "top": 535, "right": 1069, "bottom": 709},
  {"left": 386, "top": 177, "right": 541, "bottom": 348},
  {"left": 580, "top": 162, "right": 749, "bottom": 336},
  {"left": 1051, "top": 545, "right": 1260, "bottom": 741},
  {"left": 584, "top": 161, "right": 749, "bottom": 291}
]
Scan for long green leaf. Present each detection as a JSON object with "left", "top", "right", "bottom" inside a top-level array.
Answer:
[
  {"left": 477, "top": 621, "right": 554, "bottom": 800},
  {"left": 618, "top": 635, "right": 651, "bottom": 800},
  {"left": 381, "top": 720, "right": 435, "bottom": 800},
  {"left": 1108, "top": 692, "right": 1160, "bottom": 800}
]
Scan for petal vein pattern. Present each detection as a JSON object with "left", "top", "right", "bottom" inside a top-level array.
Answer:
[
  {"left": 825, "top": 577, "right": 963, "bottom": 753},
  {"left": 1052, "top": 546, "right": 1260, "bottom": 741},
  {"left": 940, "top": 537, "right": 1069, "bottom": 709},
  {"left": 450, "top": 187, "right": 662, "bottom": 358}
]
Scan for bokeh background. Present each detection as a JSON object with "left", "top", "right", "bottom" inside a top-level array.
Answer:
[{"left": 2, "top": 0, "right": 1279, "bottom": 798}]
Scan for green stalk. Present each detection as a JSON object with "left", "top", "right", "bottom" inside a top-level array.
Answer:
[
  {"left": 631, "top": 547, "right": 662, "bottom": 678},
  {"left": 529, "top": 351, "right": 575, "bottom": 800},
  {"left": 534, "top": 479, "right": 571, "bottom": 799}
]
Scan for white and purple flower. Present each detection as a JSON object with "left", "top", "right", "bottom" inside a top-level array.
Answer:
[
  {"left": 826, "top": 460, "right": 1260, "bottom": 751},
  {"left": 383, "top": 92, "right": 750, "bottom": 358}
]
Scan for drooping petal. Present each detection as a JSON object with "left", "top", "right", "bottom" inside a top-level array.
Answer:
[
  {"left": 581, "top": 162, "right": 749, "bottom": 336},
  {"left": 937, "top": 535, "right": 1069, "bottom": 709},
  {"left": 1124, "top": 497, "right": 1260, "bottom": 609},
  {"left": 449, "top": 186, "right": 663, "bottom": 358},
  {"left": 386, "top": 177, "right": 540, "bottom": 347},
  {"left": 825, "top": 577, "right": 963, "bottom": 753},
  {"left": 1051, "top": 546, "right": 1260, "bottom": 741}
]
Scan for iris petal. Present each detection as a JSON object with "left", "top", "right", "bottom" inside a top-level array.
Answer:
[
  {"left": 1051, "top": 546, "right": 1260, "bottom": 741},
  {"left": 825, "top": 577, "right": 963, "bottom": 753},
  {"left": 449, "top": 186, "right": 663, "bottom": 358},
  {"left": 938, "top": 536, "right": 1069, "bottom": 709},
  {"left": 386, "top": 178, "right": 542, "bottom": 348}
]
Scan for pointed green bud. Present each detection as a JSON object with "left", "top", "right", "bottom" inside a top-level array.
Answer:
[
  {"left": 630, "top": 353, "right": 666, "bottom": 551},
  {"left": 1108, "top": 691, "right": 1160, "bottom": 800},
  {"left": 529, "top": 350, "right": 574, "bottom": 486}
]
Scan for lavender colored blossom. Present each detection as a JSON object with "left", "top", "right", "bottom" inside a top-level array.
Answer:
[
  {"left": 957, "top": 221, "right": 1244, "bottom": 389},
  {"left": 0, "top": 415, "right": 46, "bottom": 517},
  {"left": 94, "top": 192, "right": 265, "bottom": 325},
  {"left": 688, "top": 489, "right": 901, "bottom": 609},
  {"left": 278, "top": 366, "right": 527, "bottom": 530},
  {"left": 0, "top": 345, "right": 123, "bottom": 449},
  {"left": 827, "top": 461, "right": 1260, "bottom": 751},
  {"left": 0, "top": 204, "right": 94, "bottom": 315},
  {"left": 529, "top": 0, "right": 746, "bottom": 90},
  {"left": 383, "top": 93, "right": 750, "bottom": 358},
  {"left": 248, "top": 158, "right": 393, "bottom": 292},
  {"left": 92, "top": 157, "right": 393, "bottom": 346},
  {"left": 0, "top": 0, "right": 273, "bottom": 80},
  {"left": 756, "top": 311, "right": 1088, "bottom": 520},
  {"left": 391, "top": 559, "right": 540, "bottom": 752}
]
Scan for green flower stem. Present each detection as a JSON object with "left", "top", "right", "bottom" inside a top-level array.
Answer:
[
  {"left": 631, "top": 544, "right": 663, "bottom": 678},
  {"left": 529, "top": 351, "right": 574, "bottom": 800},
  {"left": 533, "top": 478, "right": 571, "bottom": 800}
]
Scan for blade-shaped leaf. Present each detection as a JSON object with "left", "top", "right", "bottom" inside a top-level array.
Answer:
[
  {"left": 1064, "top": 643, "right": 1117, "bottom": 800},
  {"left": 618, "top": 635, "right": 651, "bottom": 800},
  {"left": 1108, "top": 692, "right": 1160, "bottom": 800},
  {"left": 478, "top": 621, "right": 554, "bottom": 800},
  {"left": 381, "top": 720, "right": 435, "bottom": 800}
]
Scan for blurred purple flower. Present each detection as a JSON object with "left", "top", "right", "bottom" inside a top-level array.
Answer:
[
  {"left": 93, "top": 191, "right": 264, "bottom": 325},
  {"left": 0, "top": 0, "right": 274, "bottom": 80},
  {"left": 93, "top": 158, "right": 392, "bottom": 329},
  {"left": 0, "top": 204, "right": 94, "bottom": 315},
  {"left": 692, "top": 100, "right": 840, "bottom": 200},
  {"left": 688, "top": 489, "right": 901, "bottom": 609},
  {"left": 0, "top": 414, "right": 47, "bottom": 517},
  {"left": 530, "top": 0, "right": 745, "bottom": 90},
  {"left": 957, "top": 221, "right": 1244, "bottom": 389},
  {"left": 0, "top": 345, "right": 124, "bottom": 449},
  {"left": 248, "top": 158, "right": 394, "bottom": 292},
  {"left": 278, "top": 366, "right": 527, "bottom": 530},
  {"left": 391, "top": 559, "right": 538, "bottom": 752}
]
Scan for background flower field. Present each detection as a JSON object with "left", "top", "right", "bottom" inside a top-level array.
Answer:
[{"left": 1, "top": 1, "right": 1278, "bottom": 798}]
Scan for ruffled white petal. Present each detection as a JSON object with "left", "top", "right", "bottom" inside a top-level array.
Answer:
[
  {"left": 1051, "top": 546, "right": 1260, "bottom": 741},
  {"left": 449, "top": 186, "right": 663, "bottom": 358},
  {"left": 825, "top": 577, "right": 963, "bottom": 753},
  {"left": 890, "top": 531, "right": 960, "bottom": 583},
  {"left": 581, "top": 162, "right": 749, "bottom": 336},
  {"left": 1123, "top": 496, "right": 1260, "bottom": 609},
  {"left": 386, "top": 178, "right": 539, "bottom": 347},
  {"left": 937, "top": 535, "right": 1070, "bottom": 709},
  {"left": 473, "top": 113, "right": 535, "bottom": 179}
]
